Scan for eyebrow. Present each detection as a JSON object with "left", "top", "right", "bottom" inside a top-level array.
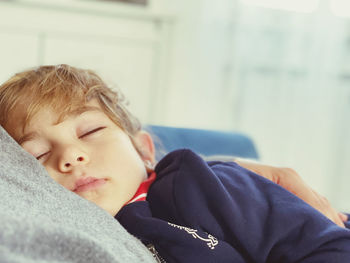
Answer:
[
  {"left": 17, "top": 131, "right": 40, "bottom": 145},
  {"left": 17, "top": 106, "right": 103, "bottom": 145},
  {"left": 62, "top": 106, "right": 102, "bottom": 119}
]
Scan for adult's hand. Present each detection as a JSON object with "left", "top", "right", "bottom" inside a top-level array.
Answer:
[{"left": 235, "top": 159, "right": 347, "bottom": 228}]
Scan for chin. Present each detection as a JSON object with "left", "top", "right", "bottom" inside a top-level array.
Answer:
[{"left": 103, "top": 204, "right": 121, "bottom": 216}]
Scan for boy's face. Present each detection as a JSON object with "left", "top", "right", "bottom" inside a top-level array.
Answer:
[{"left": 5, "top": 99, "right": 154, "bottom": 216}]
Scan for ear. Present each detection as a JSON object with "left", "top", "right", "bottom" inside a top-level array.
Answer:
[{"left": 134, "top": 130, "right": 156, "bottom": 164}]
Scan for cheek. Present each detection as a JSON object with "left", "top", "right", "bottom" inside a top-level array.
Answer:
[
  {"left": 92, "top": 137, "right": 145, "bottom": 171},
  {"left": 43, "top": 166, "right": 64, "bottom": 185},
  {"left": 107, "top": 145, "right": 144, "bottom": 171},
  {"left": 100, "top": 133, "right": 140, "bottom": 159},
  {"left": 42, "top": 166, "right": 54, "bottom": 178}
]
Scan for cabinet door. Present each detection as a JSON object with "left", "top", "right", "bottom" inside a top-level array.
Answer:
[
  {"left": 44, "top": 35, "right": 156, "bottom": 124},
  {"left": 0, "top": 2, "right": 169, "bottom": 125}
]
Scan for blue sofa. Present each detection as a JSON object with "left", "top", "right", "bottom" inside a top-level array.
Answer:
[{"left": 146, "top": 125, "right": 259, "bottom": 161}]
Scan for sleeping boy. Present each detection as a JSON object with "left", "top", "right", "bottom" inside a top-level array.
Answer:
[{"left": 0, "top": 64, "right": 349, "bottom": 262}]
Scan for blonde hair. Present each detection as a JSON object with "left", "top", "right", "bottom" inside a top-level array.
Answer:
[{"left": 0, "top": 64, "right": 141, "bottom": 139}]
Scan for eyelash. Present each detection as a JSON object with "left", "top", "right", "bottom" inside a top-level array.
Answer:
[
  {"left": 36, "top": 152, "right": 49, "bottom": 160},
  {"left": 79, "top": 126, "right": 106, "bottom": 139},
  {"left": 36, "top": 127, "right": 106, "bottom": 160}
]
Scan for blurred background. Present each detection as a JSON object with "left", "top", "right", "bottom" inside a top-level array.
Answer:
[{"left": 1, "top": 0, "right": 350, "bottom": 210}]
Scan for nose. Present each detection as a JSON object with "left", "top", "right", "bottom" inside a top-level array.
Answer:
[{"left": 58, "top": 146, "right": 90, "bottom": 173}]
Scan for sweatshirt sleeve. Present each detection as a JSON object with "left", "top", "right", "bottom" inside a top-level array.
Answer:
[{"left": 168, "top": 150, "right": 350, "bottom": 263}]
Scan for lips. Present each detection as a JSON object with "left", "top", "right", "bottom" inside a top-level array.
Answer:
[{"left": 73, "top": 177, "right": 106, "bottom": 192}]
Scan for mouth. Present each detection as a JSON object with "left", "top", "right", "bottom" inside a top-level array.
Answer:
[{"left": 73, "top": 177, "right": 106, "bottom": 193}]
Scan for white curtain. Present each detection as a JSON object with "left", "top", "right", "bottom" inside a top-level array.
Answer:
[{"left": 225, "top": 0, "right": 350, "bottom": 209}]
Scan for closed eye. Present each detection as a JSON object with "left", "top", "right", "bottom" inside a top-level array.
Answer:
[
  {"left": 36, "top": 152, "right": 50, "bottom": 160},
  {"left": 79, "top": 127, "right": 106, "bottom": 138}
]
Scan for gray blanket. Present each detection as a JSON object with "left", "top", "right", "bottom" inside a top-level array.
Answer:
[{"left": 0, "top": 126, "right": 155, "bottom": 263}]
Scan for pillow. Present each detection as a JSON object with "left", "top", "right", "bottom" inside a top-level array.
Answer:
[{"left": 0, "top": 126, "right": 155, "bottom": 263}]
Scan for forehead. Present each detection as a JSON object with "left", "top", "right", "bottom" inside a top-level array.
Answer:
[{"left": 6, "top": 100, "right": 104, "bottom": 143}]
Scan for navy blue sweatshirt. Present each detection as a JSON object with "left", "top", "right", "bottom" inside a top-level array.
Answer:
[{"left": 115, "top": 149, "right": 350, "bottom": 262}]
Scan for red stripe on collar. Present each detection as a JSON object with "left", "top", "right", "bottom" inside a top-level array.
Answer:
[{"left": 125, "top": 172, "right": 156, "bottom": 205}]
